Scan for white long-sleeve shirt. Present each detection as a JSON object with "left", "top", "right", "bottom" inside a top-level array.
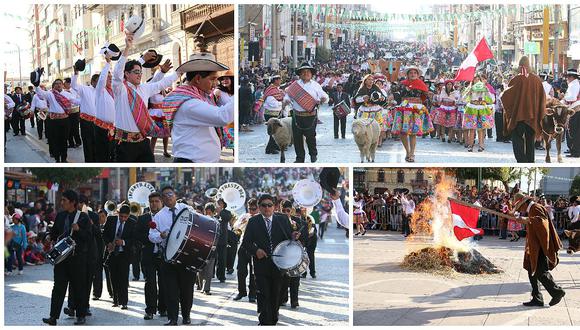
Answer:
[
  {"left": 29, "top": 94, "right": 48, "bottom": 112},
  {"left": 568, "top": 205, "right": 580, "bottom": 223},
  {"left": 283, "top": 79, "right": 328, "bottom": 112},
  {"left": 264, "top": 95, "right": 283, "bottom": 110},
  {"left": 71, "top": 74, "right": 97, "bottom": 117},
  {"left": 112, "top": 55, "right": 178, "bottom": 132},
  {"left": 35, "top": 87, "right": 80, "bottom": 114},
  {"left": 95, "top": 63, "right": 115, "bottom": 124},
  {"left": 171, "top": 91, "right": 234, "bottom": 163},
  {"left": 4, "top": 95, "right": 15, "bottom": 118},
  {"left": 149, "top": 203, "right": 189, "bottom": 246},
  {"left": 564, "top": 79, "right": 580, "bottom": 103},
  {"left": 331, "top": 198, "right": 349, "bottom": 228}
]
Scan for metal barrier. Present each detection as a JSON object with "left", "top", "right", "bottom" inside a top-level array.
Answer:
[
  {"left": 553, "top": 210, "right": 570, "bottom": 231},
  {"left": 364, "top": 203, "right": 403, "bottom": 231}
]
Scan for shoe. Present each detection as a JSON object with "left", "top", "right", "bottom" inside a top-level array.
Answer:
[
  {"left": 159, "top": 311, "right": 168, "bottom": 317},
  {"left": 86, "top": 310, "right": 92, "bottom": 316},
  {"left": 182, "top": 317, "right": 191, "bottom": 325},
  {"left": 549, "top": 291, "right": 566, "bottom": 306},
  {"left": 219, "top": 279, "right": 226, "bottom": 283},
  {"left": 18, "top": 270, "right": 23, "bottom": 275},
  {"left": 301, "top": 273, "right": 306, "bottom": 278},
  {"left": 164, "top": 320, "right": 178, "bottom": 326},
  {"left": 291, "top": 304, "right": 299, "bottom": 309},
  {"left": 64, "top": 307, "right": 75, "bottom": 317},
  {"left": 523, "top": 300, "right": 544, "bottom": 307},
  {"left": 311, "top": 156, "right": 317, "bottom": 163},
  {"left": 280, "top": 301, "right": 287, "bottom": 306},
  {"left": 121, "top": 305, "right": 128, "bottom": 310},
  {"left": 227, "top": 269, "right": 234, "bottom": 274},
  {"left": 112, "top": 304, "right": 118, "bottom": 307},
  {"left": 74, "top": 317, "right": 86, "bottom": 325},
  {"left": 42, "top": 317, "right": 57, "bottom": 326},
  {"left": 203, "top": 291, "right": 212, "bottom": 295},
  {"left": 566, "top": 154, "right": 580, "bottom": 158},
  {"left": 311, "top": 274, "right": 316, "bottom": 279},
  {"left": 355, "top": 232, "right": 360, "bottom": 236},
  {"left": 132, "top": 277, "right": 139, "bottom": 281},
  {"left": 163, "top": 152, "right": 171, "bottom": 158},
  {"left": 249, "top": 296, "right": 256, "bottom": 303},
  {"left": 362, "top": 230, "right": 366, "bottom": 236},
  {"left": 233, "top": 294, "right": 247, "bottom": 301},
  {"left": 144, "top": 313, "right": 154, "bottom": 320},
  {"left": 478, "top": 146, "right": 484, "bottom": 152},
  {"left": 92, "top": 296, "right": 100, "bottom": 300}
]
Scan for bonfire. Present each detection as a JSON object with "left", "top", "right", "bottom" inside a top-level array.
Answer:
[{"left": 400, "top": 176, "right": 503, "bottom": 275}]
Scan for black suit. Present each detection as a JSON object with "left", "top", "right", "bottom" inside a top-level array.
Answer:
[
  {"left": 25, "top": 92, "right": 35, "bottom": 128},
  {"left": 280, "top": 215, "right": 308, "bottom": 307},
  {"left": 216, "top": 209, "right": 230, "bottom": 281},
  {"left": 91, "top": 216, "right": 105, "bottom": 299},
  {"left": 329, "top": 90, "right": 351, "bottom": 138},
  {"left": 103, "top": 216, "right": 136, "bottom": 306},
  {"left": 11, "top": 93, "right": 27, "bottom": 135},
  {"left": 137, "top": 212, "right": 166, "bottom": 315},
  {"left": 241, "top": 213, "right": 293, "bottom": 325},
  {"left": 48, "top": 210, "right": 92, "bottom": 319}
]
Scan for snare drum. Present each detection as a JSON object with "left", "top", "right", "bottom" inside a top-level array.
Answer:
[
  {"left": 272, "top": 240, "right": 310, "bottom": 277},
  {"left": 164, "top": 207, "right": 219, "bottom": 272},
  {"left": 47, "top": 236, "right": 76, "bottom": 265},
  {"left": 333, "top": 100, "right": 351, "bottom": 118}
]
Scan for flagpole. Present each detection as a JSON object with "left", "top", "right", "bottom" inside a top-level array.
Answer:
[{"left": 448, "top": 197, "right": 516, "bottom": 221}]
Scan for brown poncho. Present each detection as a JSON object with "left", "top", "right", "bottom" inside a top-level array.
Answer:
[
  {"left": 501, "top": 71, "right": 546, "bottom": 138},
  {"left": 523, "top": 203, "right": 562, "bottom": 275}
]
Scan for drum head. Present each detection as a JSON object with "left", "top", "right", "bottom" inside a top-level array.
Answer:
[
  {"left": 165, "top": 208, "right": 192, "bottom": 260},
  {"left": 272, "top": 240, "right": 303, "bottom": 270},
  {"left": 292, "top": 179, "right": 323, "bottom": 208}
]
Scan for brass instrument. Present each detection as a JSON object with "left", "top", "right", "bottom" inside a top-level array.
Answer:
[
  {"left": 36, "top": 108, "right": 48, "bottom": 121},
  {"left": 129, "top": 202, "right": 142, "bottom": 217},
  {"left": 104, "top": 200, "right": 117, "bottom": 216},
  {"left": 205, "top": 188, "right": 219, "bottom": 200}
]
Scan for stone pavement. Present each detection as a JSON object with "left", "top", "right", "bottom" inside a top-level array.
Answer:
[
  {"left": 354, "top": 231, "right": 580, "bottom": 326},
  {"left": 4, "top": 119, "right": 233, "bottom": 163},
  {"left": 4, "top": 225, "right": 348, "bottom": 326}
]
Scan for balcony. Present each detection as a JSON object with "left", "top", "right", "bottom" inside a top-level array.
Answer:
[{"left": 181, "top": 5, "right": 234, "bottom": 38}]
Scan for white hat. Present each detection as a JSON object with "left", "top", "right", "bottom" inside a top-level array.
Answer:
[
  {"left": 175, "top": 35, "right": 229, "bottom": 73},
  {"left": 125, "top": 15, "right": 145, "bottom": 39},
  {"left": 99, "top": 42, "right": 121, "bottom": 61}
]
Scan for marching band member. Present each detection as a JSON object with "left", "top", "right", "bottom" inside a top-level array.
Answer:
[
  {"left": 10, "top": 86, "right": 28, "bottom": 136},
  {"left": 94, "top": 54, "right": 116, "bottom": 162},
  {"left": 233, "top": 198, "right": 258, "bottom": 302},
  {"left": 63, "top": 78, "right": 82, "bottom": 149},
  {"left": 42, "top": 190, "right": 92, "bottom": 326},
  {"left": 283, "top": 62, "right": 328, "bottom": 163},
  {"left": 198, "top": 203, "right": 217, "bottom": 295},
  {"left": 263, "top": 74, "right": 284, "bottom": 154},
  {"left": 328, "top": 83, "right": 351, "bottom": 140},
  {"left": 71, "top": 65, "right": 98, "bottom": 162},
  {"left": 137, "top": 192, "right": 167, "bottom": 320},
  {"left": 149, "top": 186, "right": 194, "bottom": 325},
  {"left": 5, "top": 88, "right": 15, "bottom": 146},
  {"left": 29, "top": 85, "right": 48, "bottom": 140},
  {"left": 390, "top": 66, "right": 434, "bottom": 163},
  {"left": 215, "top": 199, "right": 231, "bottom": 283}
]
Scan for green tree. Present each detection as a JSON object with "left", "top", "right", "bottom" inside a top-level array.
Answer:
[
  {"left": 455, "top": 167, "right": 519, "bottom": 191},
  {"left": 30, "top": 168, "right": 102, "bottom": 191},
  {"left": 571, "top": 175, "right": 580, "bottom": 197}
]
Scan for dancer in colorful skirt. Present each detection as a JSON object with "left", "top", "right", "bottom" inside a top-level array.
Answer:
[
  {"left": 374, "top": 74, "right": 391, "bottom": 145},
  {"left": 462, "top": 77, "right": 495, "bottom": 152},
  {"left": 391, "top": 67, "right": 434, "bottom": 162},
  {"left": 432, "top": 80, "right": 460, "bottom": 143},
  {"left": 354, "top": 74, "right": 388, "bottom": 146},
  {"left": 353, "top": 199, "right": 367, "bottom": 236}
]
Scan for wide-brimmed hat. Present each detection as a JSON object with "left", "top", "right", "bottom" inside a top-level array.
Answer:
[
  {"left": 175, "top": 35, "right": 229, "bottom": 74},
  {"left": 141, "top": 50, "right": 163, "bottom": 68},
  {"left": 319, "top": 168, "right": 341, "bottom": 194},
  {"left": 296, "top": 62, "right": 316, "bottom": 76},
  {"left": 125, "top": 15, "right": 145, "bottom": 39},
  {"left": 512, "top": 192, "right": 532, "bottom": 211},
  {"left": 218, "top": 69, "right": 234, "bottom": 80},
  {"left": 100, "top": 43, "right": 121, "bottom": 61},
  {"left": 405, "top": 66, "right": 422, "bottom": 76},
  {"left": 74, "top": 59, "right": 86, "bottom": 72},
  {"left": 565, "top": 68, "right": 579, "bottom": 78},
  {"left": 269, "top": 74, "right": 281, "bottom": 82},
  {"left": 539, "top": 71, "right": 553, "bottom": 80}
]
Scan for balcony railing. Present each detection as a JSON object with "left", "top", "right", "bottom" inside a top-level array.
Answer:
[{"left": 181, "top": 5, "right": 233, "bottom": 31}]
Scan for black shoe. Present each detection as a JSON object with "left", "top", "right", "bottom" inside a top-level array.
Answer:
[
  {"left": 164, "top": 320, "right": 178, "bottom": 326},
  {"left": 159, "top": 311, "right": 168, "bottom": 317},
  {"left": 132, "top": 277, "right": 139, "bottom": 281},
  {"left": 144, "top": 313, "right": 154, "bottom": 320},
  {"left": 92, "top": 296, "right": 100, "bottom": 301},
  {"left": 311, "top": 274, "right": 316, "bottom": 279},
  {"left": 227, "top": 269, "right": 234, "bottom": 274},
  {"left": 121, "top": 305, "right": 128, "bottom": 310},
  {"left": 311, "top": 156, "right": 317, "bottom": 163},
  {"left": 182, "top": 317, "right": 191, "bottom": 325},
  {"left": 64, "top": 307, "right": 75, "bottom": 317},
  {"left": 203, "top": 291, "right": 212, "bottom": 295},
  {"left": 86, "top": 310, "right": 92, "bottom": 316},
  {"left": 280, "top": 300, "right": 287, "bottom": 306},
  {"left": 549, "top": 291, "right": 566, "bottom": 306},
  {"left": 112, "top": 304, "right": 118, "bottom": 307},
  {"left": 74, "top": 317, "right": 86, "bottom": 325},
  {"left": 42, "top": 317, "right": 57, "bottom": 326},
  {"left": 291, "top": 303, "right": 299, "bottom": 309},
  {"left": 301, "top": 273, "right": 306, "bottom": 278},
  {"left": 233, "top": 294, "right": 247, "bottom": 301},
  {"left": 249, "top": 296, "right": 256, "bottom": 303},
  {"left": 566, "top": 154, "right": 580, "bottom": 158},
  {"left": 219, "top": 279, "right": 226, "bottom": 283},
  {"left": 523, "top": 300, "right": 544, "bottom": 307}
]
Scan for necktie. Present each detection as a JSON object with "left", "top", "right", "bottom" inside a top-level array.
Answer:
[
  {"left": 64, "top": 213, "right": 72, "bottom": 235},
  {"left": 265, "top": 217, "right": 273, "bottom": 252},
  {"left": 114, "top": 222, "right": 124, "bottom": 253},
  {"left": 170, "top": 208, "right": 176, "bottom": 223}
]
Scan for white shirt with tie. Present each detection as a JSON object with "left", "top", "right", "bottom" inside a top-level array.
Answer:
[
  {"left": 149, "top": 203, "right": 188, "bottom": 247},
  {"left": 114, "top": 218, "right": 127, "bottom": 252}
]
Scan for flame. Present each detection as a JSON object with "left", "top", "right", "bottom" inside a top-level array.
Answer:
[{"left": 407, "top": 174, "right": 471, "bottom": 253}]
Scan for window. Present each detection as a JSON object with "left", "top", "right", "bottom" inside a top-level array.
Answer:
[
  {"left": 46, "top": 26, "right": 50, "bottom": 38},
  {"left": 377, "top": 169, "right": 385, "bottom": 182},
  {"left": 172, "top": 5, "right": 178, "bottom": 12},
  {"left": 141, "top": 5, "right": 146, "bottom": 19},
  {"left": 83, "top": 31, "right": 89, "bottom": 50},
  {"left": 151, "top": 5, "right": 157, "bottom": 18},
  {"left": 416, "top": 169, "right": 424, "bottom": 182},
  {"left": 63, "top": 13, "right": 67, "bottom": 26},
  {"left": 46, "top": 45, "right": 50, "bottom": 57},
  {"left": 397, "top": 170, "right": 405, "bottom": 184}
]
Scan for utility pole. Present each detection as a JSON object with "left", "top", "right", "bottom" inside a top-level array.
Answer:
[
  {"left": 293, "top": 10, "right": 298, "bottom": 69},
  {"left": 271, "top": 5, "right": 278, "bottom": 70},
  {"left": 553, "top": 4, "right": 560, "bottom": 78},
  {"left": 497, "top": 5, "right": 503, "bottom": 63}
]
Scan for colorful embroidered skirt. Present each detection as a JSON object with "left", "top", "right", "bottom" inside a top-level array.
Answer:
[
  {"left": 390, "top": 102, "right": 434, "bottom": 136},
  {"left": 462, "top": 103, "right": 494, "bottom": 130},
  {"left": 432, "top": 105, "right": 458, "bottom": 128}
]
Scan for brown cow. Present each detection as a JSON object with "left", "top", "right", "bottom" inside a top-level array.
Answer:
[
  {"left": 564, "top": 230, "right": 580, "bottom": 255},
  {"left": 542, "top": 101, "right": 575, "bottom": 163}
]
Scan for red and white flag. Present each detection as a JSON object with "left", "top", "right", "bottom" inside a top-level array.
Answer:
[
  {"left": 449, "top": 199, "right": 483, "bottom": 241},
  {"left": 454, "top": 37, "right": 494, "bottom": 82}
]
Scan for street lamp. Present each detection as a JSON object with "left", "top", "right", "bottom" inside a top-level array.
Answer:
[
  {"left": 16, "top": 27, "right": 35, "bottom": 68},
  {"left": 5, "top": 41, "right": 22, "bottom": 88}
]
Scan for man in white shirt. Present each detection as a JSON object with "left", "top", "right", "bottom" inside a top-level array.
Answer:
[
  {"left": 564, "top": 69, "right": 580, "bottom": 158},
  {"left": 94, "top": 55, "right": 116, "bottom": 162},
  {"left": 64, "top": 78, "right": 82, "bottom": 148},
  {"left": 283, "top": 62, "right": 328, "bottom": 163},
  {"left": 540, "top": 72, "right": 554, "bottom": 98},
  {"left": 263, "top": 75, "right": 284, "bottom": 154},
  {"left": 568, "top": 198, "right": 580, "bottom": 230},
  {"left": 29, "top": 85, "right": 48, "bottom": 140},
  {"left": 71, "top": 68, "right": 98, "bottom": 162},
  {"left": 401, "top": 194, "right": 415, "bottom": 237},
  {"left": 162, "top": 37, "right": 233, "bottom": 163},
  {"left": 33, "top": 69, "right": 81, "bottom": 163},
  {"left": 112, "top": 33, "right": 179, "bottom": 162}
]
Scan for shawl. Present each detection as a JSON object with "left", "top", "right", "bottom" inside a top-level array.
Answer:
[
  {"left": 501, "top": 72, "right": 546, "bottom": 138},
  {"left": 523, "top": 203, "right": 562, "bottom": 275}
]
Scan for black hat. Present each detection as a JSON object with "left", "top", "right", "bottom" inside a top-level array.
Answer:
[
  {"left": 74, "top": 59, "right": 86, "bottom": 72},
  {"left": 30, "top": 67, "right": 44, "bottom": 87},
  {"left": 100, "top": 43, "right": 121, "bottom": 61},
  {"left": 296, "top": 62, "right": 316, "bottom": 76},
  {"left": 141, "top": 49, "right": 163, "bottom": 68},
  {"left": 566, "top": 68, "right": 579, "bottom": 78},
  {"left": 319, "top": 168, "right": 341, "bottom": 194}
]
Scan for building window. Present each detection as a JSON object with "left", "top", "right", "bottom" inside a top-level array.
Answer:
[
  {"left": 83, "top": 31, "right": 89, "bottom": 50},
  {"left": 172, "top": 4, "right": 178, "bottom": 12},
  {"left": 46, "top": 26, "right": 50, "bottom": 38},
  {"left": 397, "top": 170, "right": 405, "bottom": 184},
  {"left": 141, "top": 5, "right": 146, "bottom": 19},
  {"left": 151, "top": 5, "right": 157, "bottom": 18},
  {"left": 63, "top": 13, "right": 67, "bottom": 26},
  {"left": 416, "top": 169, "right": 424, "bottom": 182},
  {"left": 46, "top": 45, "right": 50, "bottom": 57},
  {"left": 377, "top": 169, "right": 385, "bottom": 182}
]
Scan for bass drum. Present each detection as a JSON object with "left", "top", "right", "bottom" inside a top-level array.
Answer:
[
  {"left": 164, "top": 207, "right": 219, "bottom": 272},
  {"left": 272, "top": 240, "right": 309, "bottom": 277}
]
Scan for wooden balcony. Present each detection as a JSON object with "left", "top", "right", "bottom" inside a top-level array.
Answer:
[{"left": 180, "top": 5, "right": 234, "bottom": 38}]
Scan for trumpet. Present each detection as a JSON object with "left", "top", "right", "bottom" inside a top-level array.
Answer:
[
  {"left": 104, "top": 200, "right": 117, "bottom": 216},
  {"left": 129, "top": 202, "right": 142, "bottom": 217},
  {"left": 205, "top": 188, "right": 219, "bottom": 200}
]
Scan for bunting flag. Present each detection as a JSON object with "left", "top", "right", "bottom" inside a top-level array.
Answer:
[{"left": 454, "top": 37, "right": 494, "bottom": 81}]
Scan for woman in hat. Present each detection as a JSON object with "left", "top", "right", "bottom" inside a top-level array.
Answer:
[
  {"left": 215, "top": 69, "right": 235, "bottom": 150},
  {"left": 390, "top": 66, "right": 434, "bottom": 162},
  {"left": 462, "top": 75, "right": 495, "bottom": 152},
  {"left": 374, "top": 74, "right": 392, "bottom": 144},
  {"left": 353, "top": 74, "right": 388, "bottom": 146},
  {"left": 432, "top": 80, "right": 460, "bottom": 143}
]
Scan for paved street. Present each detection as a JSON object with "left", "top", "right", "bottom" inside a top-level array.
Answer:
[
  {"left": 238, "top": 104, "right": 580, "bottom": 164},
  {"left": 5, "top": 225, "right": 348, "bottom": 326},
  {"left": 4, "top": 120, "right": 234, "bottom": 163},
  {"left": 354, "top": 231, "right": 580, "bottom": 326}
]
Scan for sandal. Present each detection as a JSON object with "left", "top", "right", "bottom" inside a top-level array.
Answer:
[
  {"left": 408, "top": 156, "right": 415, "bottom": 163},
  {"left": 467, "top": 146, "right": 473, "bottom": 152},
  {"left": 405, "top": 156, "right": 411, "bottom": 162},
  {"left": 478, "top": 146, "right": 484, "bottom": 152}
]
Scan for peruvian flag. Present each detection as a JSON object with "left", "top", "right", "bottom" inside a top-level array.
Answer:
[
  {"left": 449, "top": 199, "right": 483, "bottom": 241},
  {"left": 454, "top": 37, "right": 494, "bottom": 81}
]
